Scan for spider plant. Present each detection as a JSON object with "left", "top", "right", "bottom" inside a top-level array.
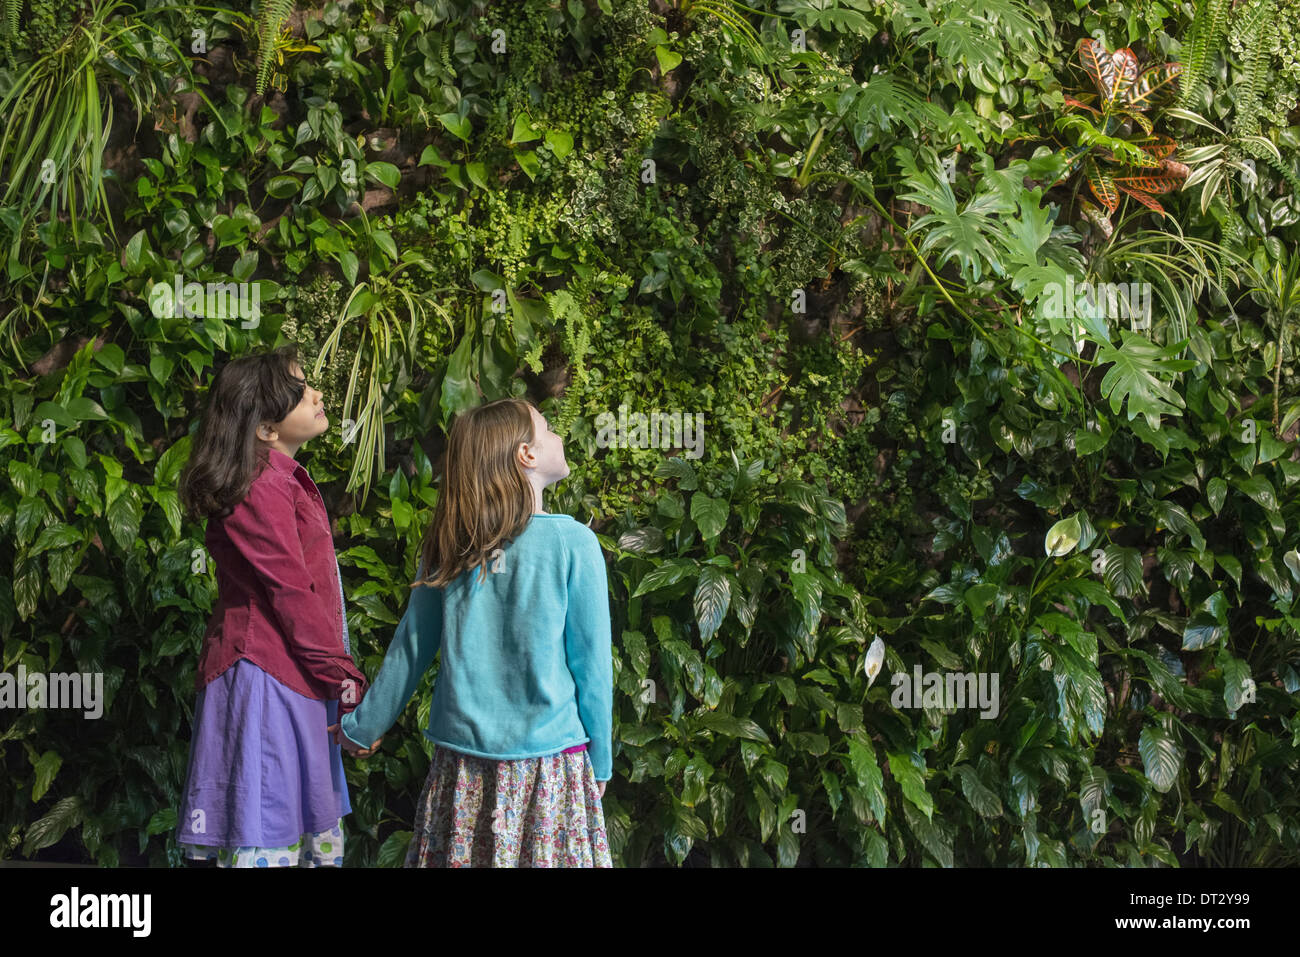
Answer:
[
  {"left": 0, "top": 0, "right": 179, "bottom": 245},
  {"left": 0, "top": 0, "right": 198, "bottom": 364},
  {"left": 1082, "top": 215, "right": 1250, "bottom": 377},
  {"left": 1166, "top": 106, "right": 1284, "bottom": 214},
  {"left": 1237, "top": 244, "right": 1300, "bottom": 429},
  {"left": 314, "top": 250, "right": 450, "bottom": 503}
]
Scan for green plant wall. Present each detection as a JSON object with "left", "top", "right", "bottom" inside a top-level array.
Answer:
[{"left": 1, "top": 0, "right": 1298, "bottom": 867}]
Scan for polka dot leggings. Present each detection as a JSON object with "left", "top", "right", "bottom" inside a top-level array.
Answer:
[{"left": 183, "top": 821, "right": 344, "bottom": 868}]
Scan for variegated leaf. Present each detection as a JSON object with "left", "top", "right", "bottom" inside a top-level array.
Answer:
[
  {"left": 1079, "top": 199, "right": 1114, "bottom": 237},
  {"left": 1159, "top": 158, "right": 1191, "bottom": 179},
  {"left": 1112, "top": 164, "right": 1188, "bottom": 196},
  {"left": 1103, "top": 148, "right": 1162, "bottom": 169},
  {"left": 1107, "top": 47, "right": 1139, "bottom": 112},
  {"left": 1079, "top": 38, "right": 1116, "bottom": 100},
  {"left": 1134, "top": 134, "right": 1178, "bottom": 160},
  {"left": 1087, "top": 163, "right": 1120, "bottom": 211},
  {"left": 1053, "top": 144, "right": 1092, "bottom": 185},
  {"left": 1128, "top": 62, "right": 1182, "bottom": 110},
  {"left": 1116, "top": 185, "right": 1167, "bottom": 215},
  {"left": 1064, "top": 96, "right": 1101, "bottom": 116},
  {"left": 1122, "top": 109, "right": 1154, "bottom": 136}
]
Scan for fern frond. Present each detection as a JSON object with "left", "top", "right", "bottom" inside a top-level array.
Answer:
[
  {"left": 2, "top": 0, "right": 20, "bottom": 36},
  {"left": 1177, "top": 0, "right": 1232, "bottom": 110},
  {"left": 255, "top": 0, "right": 295, "bottom": 95},
  {"left": 1232, "top": 0, "right": 1272, "bottom": 138},
  {"left": 440, "top": 29, "right": 454, "bottom": 76}
]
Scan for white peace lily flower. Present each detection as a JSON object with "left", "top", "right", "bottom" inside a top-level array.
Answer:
[{"left": 863, "top": 636, "right": 886, "bottom": 687}]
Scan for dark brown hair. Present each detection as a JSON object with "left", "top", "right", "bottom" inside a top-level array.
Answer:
[
  {"left": 179, "top": 346, "right": 307, "bottom": 521},
  {"left": 415, "top": 397, "right": 540, "bottom": 589}
]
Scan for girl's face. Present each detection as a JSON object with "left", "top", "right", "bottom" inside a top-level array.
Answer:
[
  {"left": 520, "top": 405, "right": 569, "bottom": 486},
  {"left": 258, "top": 363, "right": 328, "bottom": 455}
]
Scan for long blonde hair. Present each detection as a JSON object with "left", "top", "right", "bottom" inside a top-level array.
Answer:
[{"left": 415, "top": 397, "right": 540, "bottom": 589}]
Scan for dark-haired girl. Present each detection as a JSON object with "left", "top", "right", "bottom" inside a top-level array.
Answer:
[{"left": 174, "top": 346, "right": 376, "bottom": 867}]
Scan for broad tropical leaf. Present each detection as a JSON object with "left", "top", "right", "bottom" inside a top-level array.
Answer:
[
  {"left": 1128, "top": 63, "right": 1182, "bottom": 110},
  {"left": 1079, "top": 38, "right": 1116, "bottom": 100},
  {"left": 1105, "top": 47, "right": 1140, "bottom": 112},
  {"left": 899, "top": 160, "right": 1004, "bottom": 283},
  {"left": 1087, "top": 163, "right": 1120, "bottom": 212},
  {"left": 1095, "top": 331, "right": 1196, "bottom": 427},
  {"left": 1138, "top": 721, "right": 1183, "bottom": 793}
]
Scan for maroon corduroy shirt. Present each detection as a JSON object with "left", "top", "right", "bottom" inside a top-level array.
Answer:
[{"left": 196, "top": 446, "right": 368, "bottom": 715}]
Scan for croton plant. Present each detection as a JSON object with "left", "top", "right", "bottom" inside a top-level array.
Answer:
[{"left": 1055, "top": 38, "right": 1189, "bottom": 235}]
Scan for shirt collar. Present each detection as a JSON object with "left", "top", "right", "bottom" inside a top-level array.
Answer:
[
  {"left": 266, "top": 446, "right": 303, "bottom": 477},
  {"left": 265, "top": 446, "right": 327, "bottom": 505}
]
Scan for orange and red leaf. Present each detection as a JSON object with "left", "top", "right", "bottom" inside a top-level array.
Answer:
[
  {"left": 1079, "top": 39, "right": 1116, "bottom": 100},
  {"left": 1116, "top": 185, "right": 1168, "bottom": 216},
  {"left": 1134, "top": 134, "right": 1178, "bottom": 160},
  {"left": 1064, "top": 96, "right": 1101, "bottom": 116},
  {"left": 1087, "top": 164, "right": 1120, "bottom": 212}
]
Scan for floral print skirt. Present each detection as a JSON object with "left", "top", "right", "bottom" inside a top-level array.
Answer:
[{"left": 406, "top": 745, "right": 612, "bottom": 868}]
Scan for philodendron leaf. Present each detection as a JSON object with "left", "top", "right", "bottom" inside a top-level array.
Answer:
[
  {"left": 1138, "top": 720, "right": 1182, "bottom": 793},
  {"left": 510, "top": 112, "right": 541, "bottom": 143},
  {"left": 655, "top": 45, "right": 682, "bottom": 72},
  {"left": 544, "top": 129, "right": 573, "bottom": 158},
  {"left": 693, "top": 565, "right": 731, "bottom": 642},
  {"left": 1221, "top": 653, "right": 1254, "bottom": 713},
  {"left": 1094, "top": 331, "right": 1195, "bottom": 429}
]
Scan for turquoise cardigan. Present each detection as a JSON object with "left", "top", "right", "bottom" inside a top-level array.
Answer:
[{"left": 339, "top": 514, "right": 614, "bottom": 781}]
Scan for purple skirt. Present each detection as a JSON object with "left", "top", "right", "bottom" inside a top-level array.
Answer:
[{"left": 176, "top": 658, "right": 350, "bottom": 848}]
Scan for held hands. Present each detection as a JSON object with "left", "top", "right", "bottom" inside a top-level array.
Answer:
[{"left": 327, "top": 723, "right": 383, "bottom": 758}]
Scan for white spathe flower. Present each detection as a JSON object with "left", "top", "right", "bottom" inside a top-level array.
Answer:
[{"left": 863, "top": 636, "right": 886, "bottom": 688}]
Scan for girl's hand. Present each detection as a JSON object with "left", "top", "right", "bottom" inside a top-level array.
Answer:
[
  {"left": 597, "top": 781, "right": 606, "bottom": 800},
  {"left": 327, "top": 723, "right": 383, "bottom": 758}
]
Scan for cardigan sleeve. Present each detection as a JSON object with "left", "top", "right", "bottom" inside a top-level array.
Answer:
[
  {"left": 562, "top": 529, "right": 613, "bottom": 781},
  {"left": 339, "top": 563, "right": 443, "bottom": 748}
]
